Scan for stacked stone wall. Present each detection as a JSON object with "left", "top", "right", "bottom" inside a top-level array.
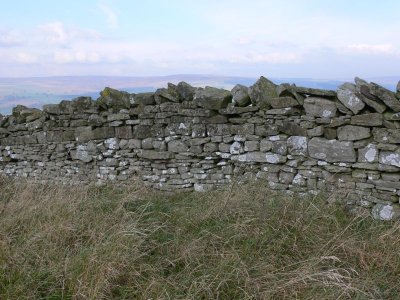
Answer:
[{"left": 1, "top": 77, "right": 400, "bottom": 220}]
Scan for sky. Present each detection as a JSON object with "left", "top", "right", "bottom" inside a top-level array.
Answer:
[{"left": 0, "top": 0, "right": 400, "bottom": 79}]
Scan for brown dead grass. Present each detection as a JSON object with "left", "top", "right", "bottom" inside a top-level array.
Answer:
[{"left": 1, "top": 177, "right": 400, "bottom": 299}]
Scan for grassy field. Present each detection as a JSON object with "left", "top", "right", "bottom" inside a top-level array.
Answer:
[{"left": 1, "top": 178, "right": 400, "bottom": 299}]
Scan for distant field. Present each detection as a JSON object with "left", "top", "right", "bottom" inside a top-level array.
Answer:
[{"left": 1, "top": 178, "right": 399, "bottom": 299}]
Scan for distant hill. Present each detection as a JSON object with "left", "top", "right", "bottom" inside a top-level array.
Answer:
[{"left": 0, "top": 75, "right": 398, "bottom": 114}]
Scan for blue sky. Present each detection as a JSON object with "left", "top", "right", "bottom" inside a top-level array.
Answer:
[{"left": 1, "top": 0, "right": 399, "bottom": 78}]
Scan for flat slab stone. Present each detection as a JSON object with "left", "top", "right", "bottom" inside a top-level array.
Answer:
[
  {"left": 269, "top": 96, "right": 300, "bottom": 109},
  {"left": 194, "top": 87, "right": 232, "bottom": 110},
  {"left": 337, "top": 83, "right": 365, "bottom": 114},
  {"left": 295, "top": 86, "right": 336, "bottom": 97},
  {"left": 235, "top": 152, "right": 287, "bottom": 163},
  {"left": 358, "top": 85, "right": 387, "bottom": 113},
  {"left": 379, "top": 151, "right": 400, "bottom": 167},
  {"left": 279, "top": 121, "right": 306, "bottom": 136},
  {"left": 168, "top": 140, "right": 189, "bottom": 153},
  {"left": 369, "top": 83, "right": 400, "bottom": 112},
  {"left": 304, "top": 97, "right": 337, "bottom": 118},
  {"left": 372, "top": 128, "right": 400, "bottom": 144},
  {"left": 350, "top": 113, "right": 383, "bottom": 126},
  {"left": 137, "top": 150, "right": 174, "bottom": 160},
  {"left": 308, "top": 137, "right": 356, "bottom": 162},
  {"left": 219, "top": 106, "right": 259, "bottom": 115},
  {"left": 265, "top": 107, "right": 300, "bottom": 115},
  {"left": 337, "top": 125, "right": 371, "bottom": 141}
]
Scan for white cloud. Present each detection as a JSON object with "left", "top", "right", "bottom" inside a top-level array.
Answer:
[
  {"left": 38, "top": 22, "right": 68, "bottom": 44},
  {"left": 37, "top": 22, "right": 101, "bottom": 45},
  {"left": 53, "top": 50, "right": 101, "bottom": 64},
  {"left": 345, "top": 44, "right": 397, "bottom": 55},
  {"left": 15, "top": 52, "right": 38, "bottom": 64},
  {"left": 0, "top": 30, "right": 22, "bottom": 46},
  {"left": 98, "top": 1, "right": 118, "bottom": 29}
]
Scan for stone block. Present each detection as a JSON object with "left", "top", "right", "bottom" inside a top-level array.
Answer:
[
  {"left": 337, "top": 125, "right": 371, "bottom": 141},
  {"left": 168, "top": 140, "right": 189, "bottom": 153},
  {"left": 115, "top": 126, "right": 133, "bottom": 139},
  {"left": 336, "top": 83, "right": 365, "bottom": 114},
  {"left": 379, "top": 151, "right": 400, "bottom": 167},
  {"left": 137, "top": 150, "right": 174, "bottom": 160},
  {"left": 351, "top": 113, "right": 383, "bottom": 126},
  {"left": 308, "top": 137, "right": 356, "bottom": 162},
  {"left": 287, "top": 136, "right": 308, "bottom": 156},
  {"left": 304, "top": 97, "right": 337, "bottom": 118},
  {"left": 269, "top": 96, "right": 299, "bottom": 109},
  {"left": 194, "top": 87, "right": 232, "bottom": 110},
  {"left": 358, "top": 144, "right": 378, "bottom": 163}
]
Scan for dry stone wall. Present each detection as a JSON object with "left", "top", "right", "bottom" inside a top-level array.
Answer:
[{"left": 1, "top": 77, "right": 400, "bottom": 220}]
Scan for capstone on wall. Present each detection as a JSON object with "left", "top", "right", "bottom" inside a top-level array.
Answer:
[{"left": 1, "top": 77, "right": 400, "bottom": 220}]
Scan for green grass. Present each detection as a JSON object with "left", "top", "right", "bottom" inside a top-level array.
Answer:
[{"left": 1, "top": 178, "right": 400, "bottom": 299}]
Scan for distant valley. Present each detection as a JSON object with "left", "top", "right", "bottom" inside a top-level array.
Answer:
[{"left": 0, "top": 75, "right": 398, "bottom": 114}]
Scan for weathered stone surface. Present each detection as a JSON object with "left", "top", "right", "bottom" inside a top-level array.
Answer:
[
  {"left": 357, "top": 85, "right": 387, "bottom": 113},
  {"left": 230, "top": 141, "right": 243, "bottom": 154},
  {"left": 295, "top": 86, "right": 336, "bottom": 97},
  {"left": 235, "top": 152, "right": 287, "bottom": 163},
  {"left": 93, "top": 127, "right": 115, "bottom": 140},
  {"left": 194, "top": 87, "right": 232, "bottom": 110},
  {"left": 276, "top": 83, "right": 305, "bottom": 104},
  {"left": 219, "top": 106, "right": 258, "bottom": 115},
  {"left": 372, "top": 128, "right": 400, "bottom": 144},
  {"left": 265, "top": 108, "right": 300, "bottom": 115},
  {"left": 269, "top": 97, "right": 299, "bottom": 109},
  {"left": 168, "top": 140, "right": 189, "bottom": 153},
  {"left": 303, "top": 97, "right": 337, "bottom": 118},
  {"left": 97, "top": 87, "right": 130, "bottom": 111},
  {"left": 176, "top": 81, "right": 196, "bottom": 101},
  {"left": 20, "top": 108, "right": 43, "bottom": 123},
  {"left": 73, "top": 144, "right": 94, "bottom": 162},
  {"left": 115, "top": 126, "right": 133, "bottom": 139},
  {"left": 337, "top": 125, "right": 371, "bottom": 141},
  {"left": 358, "top": 144, "right": 378, "bottom": 163},
  {"left": 131, "top": 92, "right": 155, "bottom": 106},
  {"left": 74, "top": 126, "right": 94, "bottom": 142},
  {"left": 154, "top": 85, "right": 179, "bottom": 104},
  {"left": 137, "top": 150, "right": 174, "bottom": 160},
  {"left": 396, "top": 81, "right": 400, "bottom": 99},
  {"left": 372, "top": 204, "right": 400, "bottom": 221},
  {"left": 104, "top": 137, "right": 120, "bottom": 150},
  {"left": 379, "top": 151, "right": 400, "bottom": 167},
  {"left": 369, "top": 83, "right": 400, "bottom": 112},
  {"left": 248, "top": 76, "right": 277, "bottom": 107},
  {"left": 307, "top": 126, "right": 324, "bottom": 137},
  {"left": 132, "top": 125, "right": 154, "bottom": 139},
  {"left": 43, "top": 104, "right": 61, "bottom": 115},
  {"left": 231, "top": 84, "right": 250, "bottom": 107},
  {"left": 72, "top": 96, "right": 96, "bottom": 113},
  {"left": 336, "top": 83, "right": 365, "bottom": 114},
  {"left": 287, "top": 136, "right": 308, "bottom": 156},
  {"left": 308, "top": 138, "right": 356, "bottom": 162},
  {"left": 279, "top": 121, "right": 306, "bottom": 136},
  {"left": 384, "top": 112, "right": 400, "bottom": 121},
  {"left": 350, "top": 113, "right": 383, "bottom": 126}
]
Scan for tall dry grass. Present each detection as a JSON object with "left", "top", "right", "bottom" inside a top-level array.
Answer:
[{"left": 1, "top": 177, "right": 400, "bottom": 299}]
